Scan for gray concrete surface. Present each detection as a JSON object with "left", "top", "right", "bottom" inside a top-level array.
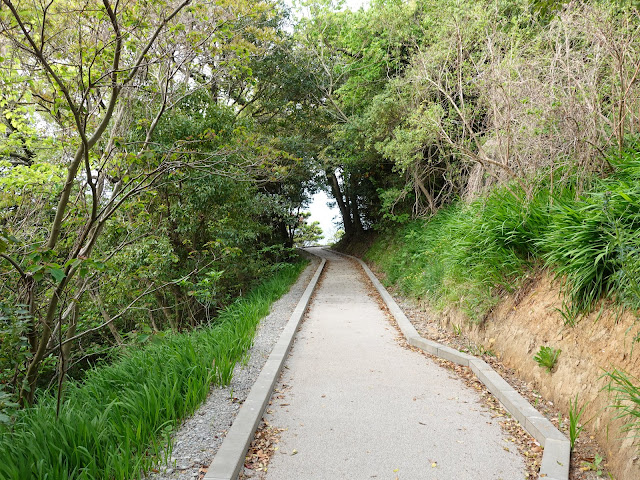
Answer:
[
  {"left": 263, "top": 248, "right": 526, "bottom": 480},
  {"left": 345, "top": 251, "right": 570, "bottom": 480}
]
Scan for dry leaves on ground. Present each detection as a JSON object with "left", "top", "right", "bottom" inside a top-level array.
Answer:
[
  {"left": 359, "top": 273, "right": 542, "bottom": 479},
  {"left": 393, "top": 289, "right": 610, "bottom": 480},
  {"left": 238, "top": 420, "right": 285, "bottom": 479}
]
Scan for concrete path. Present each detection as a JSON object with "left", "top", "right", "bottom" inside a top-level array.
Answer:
[{"left": 262, "top": 248, "right": 526, "bottom": 480}]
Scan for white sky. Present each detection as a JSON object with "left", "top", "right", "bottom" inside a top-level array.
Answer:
[
  {"left": 306, "top": 191, "right": 339, "bottom": 243},
  {"left": 343, "top": 0, "right": 370, "bottom": 10}
]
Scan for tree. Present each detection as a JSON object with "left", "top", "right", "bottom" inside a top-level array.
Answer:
[
  {"left": 293, "top": 212, "right": 324, "bottom": 247},
  {"left": 293, "top": 0, "right": 423, "bottom": 237},
  {"left": 0, "top": 0, "right": 282, "bottom": 404}
]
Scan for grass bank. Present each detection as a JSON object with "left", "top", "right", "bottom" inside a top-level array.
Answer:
[
  {"left": 0, "top": 260, "right": 307, "bottom": 480},
  {"left": 366, "top": 145, "right": 640, "bottom": 324}
]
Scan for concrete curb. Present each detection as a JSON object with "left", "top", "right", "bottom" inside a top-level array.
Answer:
[
  {"left": 336, "top": 251, "right": 570, "bottom": 480},
  {"left": 205, "top": 258, "right": 326, "bottom": 480}
]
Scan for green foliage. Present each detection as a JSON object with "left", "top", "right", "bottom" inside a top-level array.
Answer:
[
  {"left": 297, "top": 0, "right": 640, "bottom": 248},
  {"left": 367, "top": 207, "right": 484, "bottom": 321},
  {"left": 603, "top": 368, "right": 640, "bottom": 442},
  {"left": 580, "top": 454, "right": 604, "bottom": 476},
  {"left": 366, "top": 140, "right": 640, "bottom": 324},
  {"left": 541, "top": 144, "right": 640, "bottom": 317},
  {"left": 568, "top": 394, "right": 588, "bottom": 451},
  {"left": 0, "top": 387, "right": 19, "bottom": 426},
  {"left": 0, "top": 261, "right": 305, "bottom": 480},
  {"left": 0, "top": 303, "right": 31, "bottom": 405},
  {"left": 365, "top": 188, "right": 544, "bottom": 321},
  {"left": 533, "top": 345, "right": 561, "bottom": 373},
  {"left": 0, "top": 0, "right": 313, "bottom": 406},
  {"left": 294, "top": 218, "right": 324, "bottom": 247}
]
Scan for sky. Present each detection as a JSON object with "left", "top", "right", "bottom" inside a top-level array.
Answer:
[
  {"left": 299, "top": 0, "right": 370, "bottom": 244},
  {"left": 306, "top": 191, "right": 339, "bottom": 243}
]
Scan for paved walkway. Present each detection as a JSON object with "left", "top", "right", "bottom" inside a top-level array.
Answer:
[{"left": 262, "top": 248, "right": 526, "bottom": 479}]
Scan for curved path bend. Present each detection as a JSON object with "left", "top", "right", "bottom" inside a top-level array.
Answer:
[{"left": 262, "top": 248, "right": 526, "bottom": 480}]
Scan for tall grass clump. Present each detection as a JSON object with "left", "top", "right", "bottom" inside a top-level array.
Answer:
[
  {"left": 366, "top": 183, "right": 563, "bottom": 321},
  {"left": 368, "top": 141, "right": 640, "bottom": 322},
  {"left": 0, "top": 261, "right": 306, "bottom": 480},
  {"left": 541, "top": 145, "right": 640, "bottom": 316}
]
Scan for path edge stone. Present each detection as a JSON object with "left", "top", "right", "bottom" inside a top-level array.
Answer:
[
  {"left": 335, "top": 250, "right": 570, "bottom": 480},
  {"left": 204, "top": 256, "right": 326, "bottom": 480}
]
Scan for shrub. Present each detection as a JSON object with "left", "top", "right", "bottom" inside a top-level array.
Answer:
[
  {"left": 541, "top": 144, "right": 640, "bottom": 316},
  {"left": 366, "top": 139, "right": 640, "bottom": 322}
]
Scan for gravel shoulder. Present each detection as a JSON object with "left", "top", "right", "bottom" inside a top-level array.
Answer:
[{"left": 145, "top": 255, "right": 320, "bottom": 480}]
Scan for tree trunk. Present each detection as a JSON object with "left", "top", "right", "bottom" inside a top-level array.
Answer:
[
  {"left": 347, "top": 187, "right": 363, "bottom": 234},
  {"left": 327, "top": 170, "right": 354, "bottom": 237},
  {"left": 151, "top": 286, "right": 177, "bottom": 331}
]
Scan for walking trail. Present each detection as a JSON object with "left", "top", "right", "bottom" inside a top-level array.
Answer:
[{"left": 261, "top": 248, "right": 526, "bottom": 479}]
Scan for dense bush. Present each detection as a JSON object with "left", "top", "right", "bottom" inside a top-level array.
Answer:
[{"left": 541, "top": 147, "right": 640, "bottom": 315}]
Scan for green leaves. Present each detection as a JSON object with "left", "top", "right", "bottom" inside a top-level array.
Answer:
[
  {"left": 0, "top": 261, "right": 305, "bottom": 479},
  {"left": 0, "top": 388, "right": 19, "bottom": 426},
  {"left": 602, "top": 368, "right": 640, "bottom": 440},
  {"left": 568, "top": 394, "right": 588, "bottom": 451},
  {"left": 533, "top": 345, "right": 561, "bottom": 373},
  {"left": 47, "top": 266, "right": 66, "bottom": 283},
  {"left": 0, "top": 228, "right": 18, "bottom": 254}
]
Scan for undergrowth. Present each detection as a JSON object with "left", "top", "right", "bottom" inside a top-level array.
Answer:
[
  {"left": 366, "top": 141, "right": 640, "bottom": 323},
  {"left": 0, "top": 261, "right": 306, "bottom": 480}
]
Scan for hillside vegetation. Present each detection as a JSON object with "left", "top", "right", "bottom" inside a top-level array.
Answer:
[
  {"left": 0, "top": 261, "right": 305, "bottom": 479},
  {"left": 367, "top": 143, "right": 640, "bottom": 324},
  {"left": 2, "top": 0, "right": 640, "bottom": 478}
]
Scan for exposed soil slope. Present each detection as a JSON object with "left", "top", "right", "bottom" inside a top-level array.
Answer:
[{"left": 434, "top": 271, "right": 640, "bottom": 480}]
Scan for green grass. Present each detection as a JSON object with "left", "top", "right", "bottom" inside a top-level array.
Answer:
[
  {"left": 366, "top": 141, "right": 640, "bottom": 322},
  {"left": 540, "top": 153, "right": 640, "bottom": 316},
  {"left": 0, "top": 260, "right": 306, "bottom": 480},
  {"left": 366, "top": 190, "right": 541, "bottom": 321},
  {"left": 568, "top": 394, "right": 588, "bottom": 450},
  {"left": 603, "top": 368, "right": 640, "bottom": 441}
]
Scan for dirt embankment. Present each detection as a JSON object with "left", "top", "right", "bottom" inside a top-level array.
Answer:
[{"left": 435, "top": 272, "right": 640, "bottom": 480}]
